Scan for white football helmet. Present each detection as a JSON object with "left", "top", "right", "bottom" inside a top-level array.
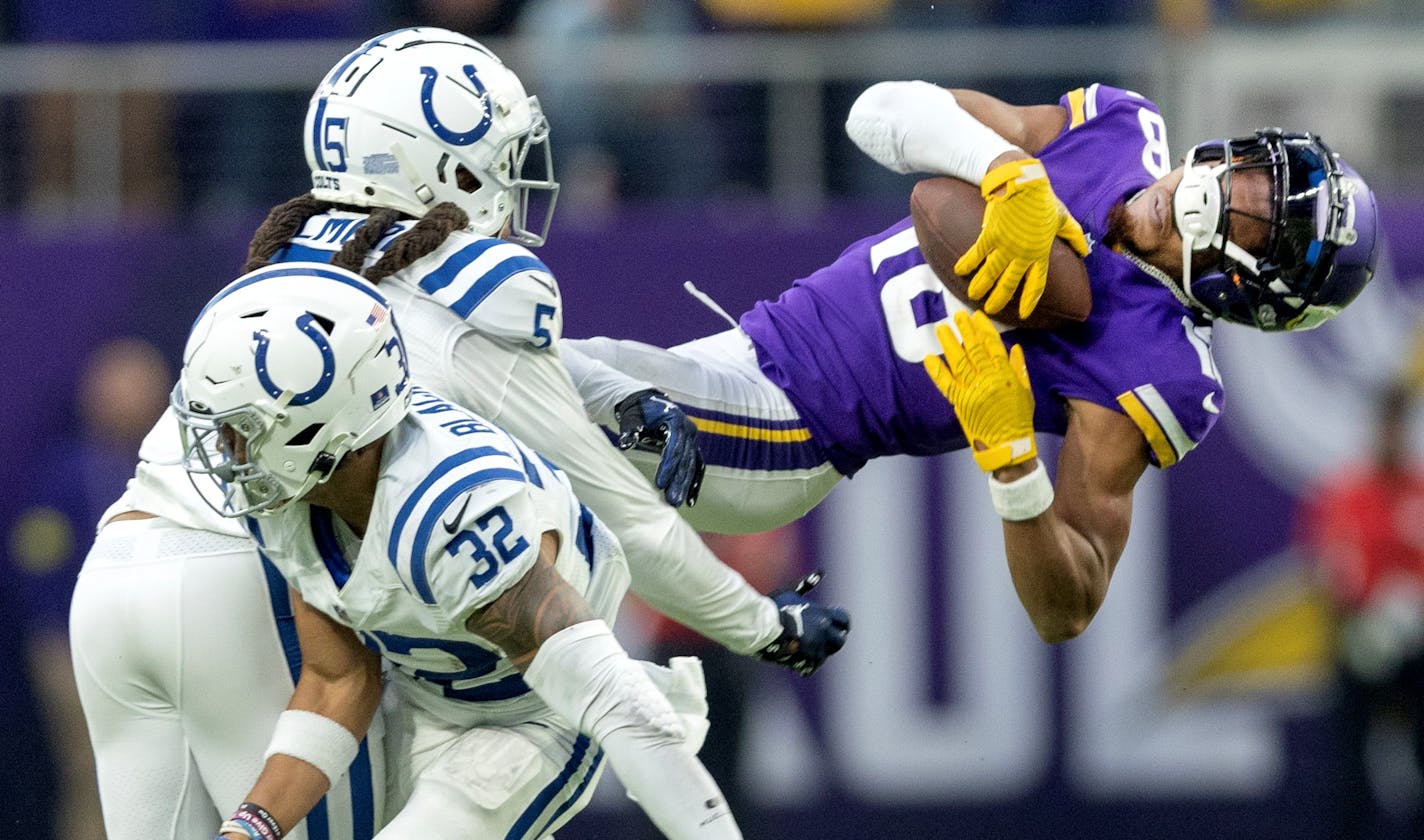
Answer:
[
  {"left": 172, "top": 263, "right": 412, "bottom": 517},
  {"left": 304, "top": 27, "right": 559, "bottom": 246}
]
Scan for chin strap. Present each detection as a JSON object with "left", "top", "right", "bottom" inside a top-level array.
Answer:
[{"left": 389, "top": 142, "right": 437, "bottom": 208}]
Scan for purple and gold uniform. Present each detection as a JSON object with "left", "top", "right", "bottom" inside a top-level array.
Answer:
[
  {"left": 741, "top": 84, "right": 1219, "bottom": 477},
  {"left": 565, "top": 85, "right": 1222, "bottom": 534}
]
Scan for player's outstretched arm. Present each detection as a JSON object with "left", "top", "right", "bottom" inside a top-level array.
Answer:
[
  {"left": 562, "top": 342, "right": 705, "bottom": 508},
  {"left": 843, "top": 81, "right": 1068, "bottom": 178},
  {"left": 463, "top": 339, "right": 785, "bottom": 657},
  {"left": 470, "top": 536, "right": 744, "bottom": 840},
  {"left": 218, "top": 592, "right": 383, "bottom": 840},
  {"left": 924, "top": 312, "right": 1147, "bottom": 642},
  {"left": 996, "top": 399, "right": 1147, "bottom": 642},
  {"left": 755, "top": 571, "right": 851, "bottom": 677},
  {"left": 613, "top": 387, "right": 706, "bottom": 508}
]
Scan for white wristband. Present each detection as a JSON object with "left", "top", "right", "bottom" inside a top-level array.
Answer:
[
  {"left": 987, "top": 460, "right": 1054, "bottom": 521},
  {"left": 263, "top": 710, "right": 359, "bottom": 787}
]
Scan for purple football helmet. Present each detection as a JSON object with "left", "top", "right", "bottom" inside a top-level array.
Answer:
[{"left": 1172, "top": 128, "right": 1378, "bottom": 331}]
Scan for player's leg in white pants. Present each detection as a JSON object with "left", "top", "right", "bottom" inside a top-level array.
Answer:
[
  {"left": 70, "top": 518, "right": 384, "bottom": 840},
  {"left": 565, "top": 330, "right": 843, "bottom": 534},
  {"left": 377, "top": 700, "right": 603, "bottom": 840}
]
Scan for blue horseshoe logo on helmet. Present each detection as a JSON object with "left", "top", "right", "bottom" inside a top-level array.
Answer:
[
  {"left": 419, "top": 64, "right": 492, "bottom": 147},
  {"left": 253, "top": 314, "right": 336, "bottom": 406}
]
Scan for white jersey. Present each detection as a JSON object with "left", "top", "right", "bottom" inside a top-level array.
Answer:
[
  {"left": 268, "top": 211, "right": 781, "bottom": 655},
  {"left": 245, "top": 388, "right": 630, "bottom": 729}
]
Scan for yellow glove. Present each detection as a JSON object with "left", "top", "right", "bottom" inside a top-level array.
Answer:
[
  {"left": 923, "top": 310, "right": 1037, "bottom": 473},
  {"left": 954, "top": 157, "right": 1091, "bottom": 321}
]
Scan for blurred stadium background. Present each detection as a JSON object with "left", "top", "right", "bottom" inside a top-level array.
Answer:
[{"left": 5, "top": 1, "right": 1424, "bottom": 839}]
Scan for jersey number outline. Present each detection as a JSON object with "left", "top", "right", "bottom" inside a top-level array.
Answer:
[
  {"left": 1137, "top": 109, "right": 1170, "bottom": 180},
  {"left": 361, "top": 630, "right": 526, "bottom": 702},
  {"left": 447, "top": 504, "right": 531, "bottom": 589},
  {"left": 533, "top": 303, "right": 557, "bottom": 348}
]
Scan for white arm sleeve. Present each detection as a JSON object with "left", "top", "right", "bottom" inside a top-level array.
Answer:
[
  {"left": 559, "top": 341, "right": 658, "bottom": 428},
  {"left": 845, "top": 80, "right": 1019, "bottom": 182},
  {"left": 448, "top": 331, "right": 782, "bottom": 654},
  {"left": 524, "top": 621, "right": 742, "bottom": 840}
]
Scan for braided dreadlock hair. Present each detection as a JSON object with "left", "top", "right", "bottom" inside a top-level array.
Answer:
[{"left": 244, "top": 195, "right": 472, "bottom": 283}]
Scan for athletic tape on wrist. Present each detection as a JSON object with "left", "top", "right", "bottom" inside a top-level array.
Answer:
[
  {"left": 987, "top": 460, "right": 1054, "bottom": 521},
  {"left": 263, "top": 709, "right": 359, "bottom": 788}
]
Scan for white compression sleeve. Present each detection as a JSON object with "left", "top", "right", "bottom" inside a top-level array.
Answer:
[
  {"left": 845, "top": 80, "right": 1018, "bottom": 182},
  {"left": 524, "top": 621, "right": 743, "bottom": 840},
  {"left": 559, "top": 341, "right": 657, "bottom": 427},
  {"left": 467, "top": 340, "right": 781, "bottom": 654}
]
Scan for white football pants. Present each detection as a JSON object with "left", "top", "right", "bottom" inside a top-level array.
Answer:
[
  {"left": 70, "top": 517, "right": 384, "bottom": 840},
  {"left": 565, "top": 330, "right": 843, "bottom": 534},
  {"left": 376, "top": 657, "right": 710, "bottom": 840}
]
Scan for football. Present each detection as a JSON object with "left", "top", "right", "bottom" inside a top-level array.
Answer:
[{"left": 910, "top": 176, "right": 1093, "bottom": 330}]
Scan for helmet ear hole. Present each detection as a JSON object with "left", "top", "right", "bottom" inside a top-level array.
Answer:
[
  {"left": 455, "top": 165, "right": 481, "bottom": 194},
  {"left": 286, "top": 423, "right": 324, "bottom": 448}
]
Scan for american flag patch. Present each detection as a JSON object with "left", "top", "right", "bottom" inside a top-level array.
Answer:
[
  {"left": 363, "top": 153, "right": 399, "bottom": 175},
  {"left": 367, "top": 303, "right": 389, "bottom": 327},
  {"left": 370, "top": 385, "right": 390, "bottom": 410}
]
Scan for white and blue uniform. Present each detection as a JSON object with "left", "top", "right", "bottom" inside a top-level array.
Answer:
[
  {"left": 247, "top": 388, "right": 628, "bottom": 839},
  {"left": 73, "top": 209, "right": 778, "bottom": 840},
  {"left": 72, "top": 420, "right": 385, "bottom": 840},
  {"left": 268, "top": 213, "right": 781, "bottom": 654}
]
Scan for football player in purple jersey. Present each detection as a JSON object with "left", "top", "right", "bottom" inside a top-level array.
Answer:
[{"left": 564, "top": 80, "right": 1379, "bottom": 642}]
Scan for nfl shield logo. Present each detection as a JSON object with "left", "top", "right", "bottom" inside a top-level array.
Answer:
[{"left": 370, "top": 385, "right": 390, "bottom": 410}]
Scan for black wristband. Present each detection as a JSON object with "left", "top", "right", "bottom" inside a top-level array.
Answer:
[{"left": 234, "top": 802, "right": 284, "bottom": 840}]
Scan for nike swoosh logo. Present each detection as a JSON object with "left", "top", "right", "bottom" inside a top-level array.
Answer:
[{"left": 442, "top": 495, "right": 472, "bottom": 534}]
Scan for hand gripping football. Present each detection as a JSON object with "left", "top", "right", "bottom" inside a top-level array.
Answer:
[{"left": 910, "top": 176, "right": 1092, "bottom": 330}]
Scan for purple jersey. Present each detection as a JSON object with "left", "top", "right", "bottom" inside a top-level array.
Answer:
[{"left": 741, "top": 84, "right": 1222, "bottom": 478}]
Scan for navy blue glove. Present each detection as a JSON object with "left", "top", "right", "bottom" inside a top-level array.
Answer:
[
  {"left": 613, "top": 388, "right": 705, "bottom": 507},
  {"left": 757, "top": 571, "right": 851, "bottom": 677}
]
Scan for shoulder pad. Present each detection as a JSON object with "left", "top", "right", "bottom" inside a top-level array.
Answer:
[
  {"left": 410, "top": 232, "right": 561, "bottom": 346},
  {"left": 1062, "top": 84, "right": 1160, "bottom": 131}
]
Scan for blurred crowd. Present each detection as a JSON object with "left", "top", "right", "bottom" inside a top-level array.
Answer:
[
  {"left": 1295, "top": 378, "right": 1424, "bottom": 840},
  {"left": 0, "top": 0, "right": 1414, "bottom": 221}
]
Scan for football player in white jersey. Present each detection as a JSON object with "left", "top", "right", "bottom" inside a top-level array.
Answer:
[
  {"left": 70, "top": 26, "right": 847, "bottom": 840},
  {"left": 244, "top": 27, "right": 845, "bottom": 672},
  {"left": 175, "top": 263, "right": 745, "bottom": 840}
]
